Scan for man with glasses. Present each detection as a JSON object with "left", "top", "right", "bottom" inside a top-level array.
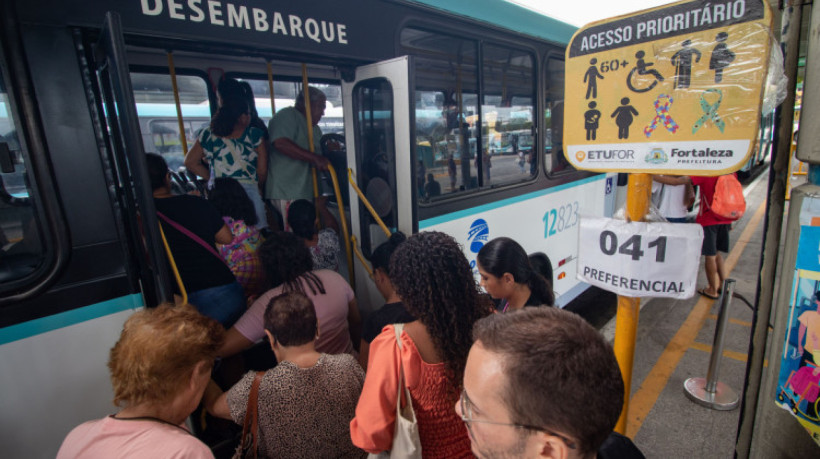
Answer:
[{"left": 458, "top": 307, "right": 644, "bottom": 458}]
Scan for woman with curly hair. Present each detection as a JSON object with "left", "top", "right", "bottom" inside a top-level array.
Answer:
[
  {"left": 208, "top": 177, "right": 265, "bottom": 297},
  {"left": 219, "top": 231, "right": 361, "bottom": 358},
  {"left": 185, "top": 77, "right": 268, "bottom": 229},
  {"left": 350, "top": 231, "right": 492, "bottom": 457},
  {"left": 477, "top": 237, "right": 554, "bottom": 312}
]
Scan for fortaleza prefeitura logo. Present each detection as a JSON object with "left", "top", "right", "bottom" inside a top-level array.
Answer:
[{"left": 645, "top": 148, "right": 668, "bottom": 164}]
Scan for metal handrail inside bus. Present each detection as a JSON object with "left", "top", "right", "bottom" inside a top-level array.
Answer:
[
  {"left": 347, "top": 168, "right": 391, "bottom": 237},
  {"left": 166, "top": 51, "right": 189, "bottom": 155},
  {"left": 350, "top": 235, "right": 374, "bottom": 279},
  {"left": 300, "top": 64, "right": 321, "bottom": 201},
  {"left": 326, "top": 166, "right": 355, "bottom": 287},
  {"left": 266, "top": 60, "right": 276, "bottom": 114},
  {"left": 158, "top": 223, "right": 188, "bottom": 305}
]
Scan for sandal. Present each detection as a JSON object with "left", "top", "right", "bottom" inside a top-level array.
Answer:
[{"left": 698, "top": 288, "right": 719, "bottom": 300}]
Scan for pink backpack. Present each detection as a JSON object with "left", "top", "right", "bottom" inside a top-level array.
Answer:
[{"left": 706, "top": 174, "right": 746, "bottom": 220}]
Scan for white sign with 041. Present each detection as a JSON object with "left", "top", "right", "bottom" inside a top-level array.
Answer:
[{"left": 577, "top": 217, "right": 703, "bottom": 299}]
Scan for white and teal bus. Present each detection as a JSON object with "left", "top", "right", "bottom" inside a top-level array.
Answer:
[{"left": 0, "top": 0, "right": 618, "bottom": 456}]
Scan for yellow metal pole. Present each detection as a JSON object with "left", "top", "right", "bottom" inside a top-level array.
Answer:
[
  {"left": 266, "top": 61, "right": 276, "bottom": 115},
  {"left": 301, "top": 64, "right": 320, "bottom": 200},
  {"left": 351, "top": 235, "right": 374, "bottom": 279},
  {"left": 158, "top": 223, "right": 187, "bottom": 305},
  {"left": 348, "top": 169, "right": 391, "bottom": 237},
  {"left": 326, "top": 167, "right": 355, "bottom": 288},
  {"left": 613, "top": 173, "right": 652, "bottom": 435},
  {"left": 167, "top": 52, "right": 188, "bottom": 154}
]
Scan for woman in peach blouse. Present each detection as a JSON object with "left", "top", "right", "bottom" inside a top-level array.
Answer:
[{"left": 350, "top": 231, "right": 492, "bottom": 457}]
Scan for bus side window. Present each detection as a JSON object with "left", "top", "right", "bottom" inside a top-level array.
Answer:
[
  {"left": 401, "top": 28, "right": 479, "bottom": 201},
  {"left": 131, "top": 72, "right": 210, "bottom": 174},
  {"left": 0, "top": 64, "right": 45, "bottom": 285},
  {"left": 481, "top": 44, "right": 536, "bottom": 186},
  {"left": 545, "top": 56, "right": 574, "bottom": 175}
]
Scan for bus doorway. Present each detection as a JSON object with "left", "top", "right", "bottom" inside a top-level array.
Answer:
[{"left": 343, "top": 56, "right": 412, "bottom": 313}]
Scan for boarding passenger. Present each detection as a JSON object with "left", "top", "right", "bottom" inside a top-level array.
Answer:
[
  {"left": 57, "top": 304, "right": 224, "bottom": 459},
  {"left": 287, "top": 196, "right": 340, "bottom": 272},
  {"left": 358, "top": 231, "right": 414, "bottom": 368},
  {"left": 266, "top": 86, "right": 330, "bottom": 223},
  {"left": 185, "top": 78, "right": 269, "bottom": 230},
  {"left": 654, "top": 174, "right": 733, "bottom": 299},
  {"left": 208, "top": 177, "right": 265, "bottom": 298},
  {"left": 205, "top": 292, "right": 366, "bottom": 458},
  {"left": 477, "top": 237, "right": 555, "bottom": 312},
  {"left": 460, "top": 307, "right": 645, "bottom": 459},
  {"left": 351, "top": 231, "right": 492, "bottom": 458},
  {"left": 651, "top": 176, "right": 692, "bottom": 223},
  {"left": 219, "top": 231, "right": 361, "bottom": 358},
  {"left": 238, "top": 80, "right": 269, "bottom": 138},
  {"left": 528, "top": 251, "right": 554, "bottom": 289},
  {"left": 148, "top": 153, "right": 245, "bottom": 328}
]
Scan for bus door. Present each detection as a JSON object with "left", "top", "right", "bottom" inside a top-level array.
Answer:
[
  {"left": 342, "top": 56, "right": 412, "bottom": 312},
  {"left": 94, "top": 12, "right": 170, "bottom": 305}
]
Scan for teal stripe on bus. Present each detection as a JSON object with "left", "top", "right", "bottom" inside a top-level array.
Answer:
[
  {"left": 419, "top": 174, "right": 608, "bottom": 229},
  {"left": 0, "top": 294, "right": 143, "bottom": 346},
  {"left": 409, "top": 0, "right": 577, "bottom": 44}
]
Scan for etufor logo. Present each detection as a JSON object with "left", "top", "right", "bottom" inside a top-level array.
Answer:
[
  {"left": 468, "top": 219, "right": 490, "bottom": 253},
  {"left": 576, "top": 151, "right": 586, "bottom": 162}
]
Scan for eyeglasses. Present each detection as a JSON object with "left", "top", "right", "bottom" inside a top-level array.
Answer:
[{"left": 459, "top": 389, "right": 577, "bottom": 450}]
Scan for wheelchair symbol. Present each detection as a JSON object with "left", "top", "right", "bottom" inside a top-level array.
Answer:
[{"left": 627, "top": 50, "right": 664, "bottom": 93}]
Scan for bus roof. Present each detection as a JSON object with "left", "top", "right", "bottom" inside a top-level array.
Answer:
[{"left": 409, "top": 0, "right": 577, "bottom": 45}]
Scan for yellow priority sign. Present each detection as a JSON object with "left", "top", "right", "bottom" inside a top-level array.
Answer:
[{"left": 563, "top": 0, "right": 774, "bottom": 175}]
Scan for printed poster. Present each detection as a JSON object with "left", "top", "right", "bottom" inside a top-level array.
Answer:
[
  {"left": 563, "top": 0, "right": 774, "bottom": 174},
  {"left": 776, "top": 197, "right": 820, "bottom": 446}
]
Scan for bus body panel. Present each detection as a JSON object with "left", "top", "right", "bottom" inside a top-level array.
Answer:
[
  {"left": 419, "top": 174, "right": 615, "bottom": 307},
  {"left": 0, "top": 296, "right": 141, "bottom": 458}
]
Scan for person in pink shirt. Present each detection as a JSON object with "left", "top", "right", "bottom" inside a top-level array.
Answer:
[
  {"left": 219, "top": 231, "right": 361, "bottom": 358},
  {"left": 57, "top": 304, "right": 224, "bottom": 459}
]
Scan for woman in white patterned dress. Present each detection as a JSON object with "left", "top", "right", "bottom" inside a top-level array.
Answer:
[{"left": 185, "top": 78, "right": 269, "bottom": 229}]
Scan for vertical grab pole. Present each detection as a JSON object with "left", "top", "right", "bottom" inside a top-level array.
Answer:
[
  {"left": 166, "top": 51, "right": 188, "bottom": 155},
  {"left": 266, "top": 60, "right": 276, "bottom": 116},
  {"left": 301, "top": 64, "right": 320, "bottom": 202},
  {"left": 613, "top": 173, "right": 652, "bottom": 435}
]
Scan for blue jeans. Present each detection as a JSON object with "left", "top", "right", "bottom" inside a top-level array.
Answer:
[
  {"left": 188, "top": 281, "right": 245, "bottom": 328},
  {"left": 666, "top": 217, "right": 688, "bottom": 223},
  {"left": 240, "top": 182, "right": 268, "bottom": 230}
]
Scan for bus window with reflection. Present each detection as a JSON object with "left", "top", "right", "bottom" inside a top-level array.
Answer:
[
  {"left": 0, "top": 68, "right": 44, "bottom": 283},
  {"left": 131, "top": 72, "right": 210, "bottom": 172},
  {"left": 481, "top": 44, "right": 535, "bottom": 186},
  {"left": 401, "top": 28, "right": 479, "bottom": 201},
  {"left": 545, "top": 57, "right": 574, "bottom": 174}
]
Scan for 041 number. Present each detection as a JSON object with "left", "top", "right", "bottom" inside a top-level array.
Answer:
[
  {"left": 543, "top": 201, "right": 579, "bottom": 238},
  {"left": 599, "top": 231, "right": 667, "bottom": 262}
]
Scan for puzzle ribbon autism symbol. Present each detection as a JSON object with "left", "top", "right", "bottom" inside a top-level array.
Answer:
[
  {"left": 644, "top": 94, "right": 678, "bottom": 137},
  {"left": 692, "top": 89, "right": 725, "bottom": 134}
]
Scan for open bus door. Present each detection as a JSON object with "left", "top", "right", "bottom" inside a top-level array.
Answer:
[
  {"left": 342, "top": 56, "right": 413, "bottom": 313},
  {"left": 93, "top": 12, "right": 170, "bottom": 306}
]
